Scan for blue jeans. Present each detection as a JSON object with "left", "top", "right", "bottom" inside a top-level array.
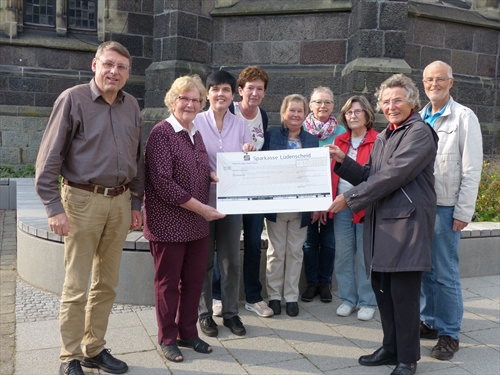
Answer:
[
  {"left": 333, "top": 208, "right": 376, "bottom": 308},
  {"left": 213, "top": 214, "right": 265, "bottom": 303},
  {"left": 420, "top": 206, "right": 463, "bottom": 340},
  {"left": 302, "top": 216, "right": 335, "bottom": 284}
]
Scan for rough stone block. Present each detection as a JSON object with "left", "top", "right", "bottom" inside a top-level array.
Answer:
[
  {"left": 213, "top": 42, "right": 243, "bottom": 65},
  {"left": 314, "top": 13, "right": 349, "bottom": 39},
  {"left": 153, "top": 13, "right": 170, "bottom": 39},
  {"left": 68, "top": 51, "right": 94, "bottom": 71},
  {"left": 2, "top": 131, "right": 28, "bottom": 147},
  {"left": 224, "top": 17, "right": 260, "bottom": 42},
  {"left": 380, "top": 2, "right": 408, "bottom": 31},
  {"left": 0, "top": 46, "right": 12, "bottom": 65},
  {"left": 305, "top": 76, "right": 341, "bottom": 99},
  {"left": 177, "top": 12, "right": 198, "bottom": 39},
  {"left": 128, "top": 13, "right": 154, "bottom": 36},
  {"left": 261, "top": 94, "right": 284, "bottom": 114},
  {"left": 9, "top": 77, "right": 47, "bottom": 93},
  {"left": 213, "top": 18, "right": 225, "bottom": 42},
  {"left": 131, "top": 57, "right": 152, "bottom": 76},
  {"left": 406, "top": 17, "right": 415, "bottom": 44},
  {"left": 243, "top": 42, "right": 271, "bottom": 65},
  {"left": 473, "top": 29, "right": 499, "bottom": 54},
  {"left": 143, "top": 36, "right": 153, "bottom": 59},
  {"left": 198, "top": 16, "right": 214, "bottom": 42},
  {"left": 34, "top": 93, "right": 59, "bottom": 107},
  {"left": 176, "top": 38, "right": 210, "bottom": 64},
  {"left": 271, "top": 42, "right": 300, "bottom": 65},
  {"left": 405, "top": 44, "right": 421, "bottom": 69},
  {"left": 0, "top": 77, "right": 8, "bottom": 91},
  {"left": 38, "top": 49, "right": 70, "bottom": 69},
  {"left": 261, "top": 16, "right": 314, "bottom": 41},
  {"left": 475, "top": 105, "right": 493, "bottom": 123},
  {"left": 11, "top": 47, "right": 37, "bottom": 67},
  {"left": 421, "top": 46, "right": 451, "bottom": 71},
  {"left": 117, "top": 0, "right": 141, "bottom": 12},
  {"left": 477, "top": 54, "right": 497, "bottom": 78},
  {"left": 0, "top": 92, "right": 34, "bottom": 106},
  {"left": 384, "top": 31, "right": 406, "bottom": 59},
  {"left": 28, "top": 131, "right": 44, "bottom": 148},
  {"left": 348, "top": 31, "right": 383, "bottom": 60},
  {"left": 26, "top": 147, "right": 39, "bottom": 164},
  {"left": 351, "top": 1, "right": 378, "bottom": 33},
  {"left": 47, "top": 79, "right": 79, "bottom": 94},
  {"left": 145, "top": 91, "right": 166, "bottom": 109},
  {"left": 414, "top": 19, "right": 445, "bottom": 47},
  {"left": 152, "top": 39, "right": 162, "bottom": 62},
  {"left": 457, "top": 86, "right": 496, "bottom": 107},
  {"left": 111, "top": 34, "right": 144, "bottom": 57},
  {"left": 0, "top": 116, "right": 22, "bottom": 131},
  {"left": 0, "top": 148, "right": 20, "bottom": 165},
  {"left": 300, "top": 41, "right": 346, "bottom": 65},
  {"left": 266, "top": 76, "right": 305, "bottom": 96},
  {"left": 452, "top": 50, "right": 477, "bottom": 76},
  {"left": 165, "top": 0, "right": 201, "bottom": 13},
  {"left": 445, "top": 23, "right": 474, "bottom": 51}
]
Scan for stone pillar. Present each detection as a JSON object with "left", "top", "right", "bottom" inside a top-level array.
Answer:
[
  {"left": 143, "top": 0, "right": 213, "bottom": 129},
  {"left": 341, "top": 0, "right": 411, "bottom": 116}
]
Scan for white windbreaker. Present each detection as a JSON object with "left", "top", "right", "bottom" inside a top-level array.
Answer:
[{"left": 420, "top": 97, "right": 483, "bottom": 223}]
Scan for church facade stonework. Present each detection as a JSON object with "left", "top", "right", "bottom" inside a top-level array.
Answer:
[{"left": 0, "top": 0, "right": 498, "bottom": 166}]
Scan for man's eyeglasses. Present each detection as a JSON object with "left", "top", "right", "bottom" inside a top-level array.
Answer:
[
  {"left": 311, "top": 100, "right": 334, "bottom": 106},
  {"left": 178, "top": 96, "right": 202, "bottom": 105},
  {"left": 422, "top": 77, "right": 451, "bottom": 84},
  {"left": 97, "top": 59, "right": 130, "bottom": 72},
  {"left": 345, "top": 109, "right": 363, "bottom": 117}
]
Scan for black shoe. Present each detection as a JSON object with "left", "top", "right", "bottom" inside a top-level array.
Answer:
[
  {"left": 223, "top": 315, "right": 246, "bottom": 336},
  {"left": 318, "top": 282, "right": 332, "bottom": 303},
  {"left": 420, "top": 320, "right": 438, "bottom": 339},
  {"left": 199, "top": 316, "right": 218, "bottom": 337},
  {"left": 301, "top": 282, "right": 318, "bottom": 302},
  {"left": 268, "top": 299, "right": 281, "bottom": 315},
  {"left": 59, "top": 360, "right": 84, "bottom": 375},
  {"left": 358, "top": 347, "right": 398, "bottom": 366},
  {"left": 391, "top": 362, "right": 417, "bottom": 375},
  {"left": 286, "top": 302, "right": 299, "bottom": 317},
  {"left": 81, "top": 349, "right": 128, "bottom": 374}
]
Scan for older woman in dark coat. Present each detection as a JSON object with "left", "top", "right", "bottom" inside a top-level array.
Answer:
[{"left": 328, "top": 74, "right": 438, "bottom": 375}]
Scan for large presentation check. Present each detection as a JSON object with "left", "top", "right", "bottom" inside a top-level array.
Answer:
[{"left": 216, "top": 148, "right": 332, "bottom": 214}]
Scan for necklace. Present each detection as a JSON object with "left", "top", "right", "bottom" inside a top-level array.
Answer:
[{"left": 349, "top": 131, "right": 368, "bottom": 151}]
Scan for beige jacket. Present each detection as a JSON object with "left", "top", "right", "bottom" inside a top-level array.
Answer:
[{"left": 420, "top": 97, "right": 483, "bottom": 223}]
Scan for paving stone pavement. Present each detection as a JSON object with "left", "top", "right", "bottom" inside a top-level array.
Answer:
[{"left": 2, "top": 209, "right": 500, "bottom": 375}]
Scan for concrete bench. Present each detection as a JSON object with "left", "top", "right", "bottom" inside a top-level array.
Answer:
[
  {"left": 15, "top": 178, "right": 500, "bottom": 306},
  {"left": 0, "top": 178, "right": 17, "bottom": 209}
]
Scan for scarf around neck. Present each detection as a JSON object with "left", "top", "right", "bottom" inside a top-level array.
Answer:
[{"left": 304, "top": 112, "right": 338, "bottom": 140}]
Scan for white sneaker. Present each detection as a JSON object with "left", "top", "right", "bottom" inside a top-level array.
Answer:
[
  {"left": 212, "top": 299, "right": 222, "bottom": 317},
  {"left": 357, "top": 307, "right": 376, "bottom": 321},
  {"left": 245, "top": 301, "right": 274, "bottom": 317},
  {"left": 336, "top": 303, "right": 355, "bottom": 317}
]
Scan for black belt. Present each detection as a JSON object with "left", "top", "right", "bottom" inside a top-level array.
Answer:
[{"left": 62, "top": 178, "right": 129, "bottom": 197}]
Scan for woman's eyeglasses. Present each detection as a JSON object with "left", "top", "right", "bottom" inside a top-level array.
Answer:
[{"left": 311, "top": 100, "right": 334, "bottom": 106}]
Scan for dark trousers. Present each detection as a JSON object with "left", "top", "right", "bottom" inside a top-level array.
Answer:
[
  {"left": 213, "top": 213, "right": 265, "bottom": 304},
  {"left": 372, "top": 271, "right": 422, "bottom": 364},
  {"left": 150, "top": 237, "right": 209, "bottom": 345}
]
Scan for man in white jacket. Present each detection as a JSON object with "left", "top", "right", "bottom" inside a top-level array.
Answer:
[{"left": 419, "top": 61, "right": 483, "bottom": 361}]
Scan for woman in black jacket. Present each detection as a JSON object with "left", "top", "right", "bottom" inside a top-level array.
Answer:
[{"left": 328, "top": 74, "right": 438, "bottom": 375}]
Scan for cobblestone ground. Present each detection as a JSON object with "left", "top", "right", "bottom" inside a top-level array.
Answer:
[{"left": 16, "top": 277, "right": 153, "bottom": 323}]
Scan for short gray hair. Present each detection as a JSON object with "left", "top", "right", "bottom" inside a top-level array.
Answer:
[{"left": 375, "top": 74, "right": 421, "bottom": 112}]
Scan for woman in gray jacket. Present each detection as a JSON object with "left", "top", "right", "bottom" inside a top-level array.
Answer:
[{"left": 328, "top": 74, "right": 438, "bottom": 375}]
